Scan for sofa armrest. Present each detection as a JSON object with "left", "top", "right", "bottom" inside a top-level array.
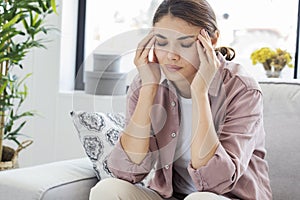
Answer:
[{"left": 0, "top": 158, "right": 98, "bottom": 200}]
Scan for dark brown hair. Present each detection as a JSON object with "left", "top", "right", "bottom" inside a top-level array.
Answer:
[{"left": 152, "top": 0, "right": 235, "bottom": 61}]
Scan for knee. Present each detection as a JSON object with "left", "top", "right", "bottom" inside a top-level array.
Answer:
[
  {"left": 185, "top": 192, "right": 221, "bottom": 200},
  {"left": 90, "top": 178, "right": 115, "bottom": 200},
  {"left": 89, "top": 178, "right": 133, "bottom": 200}
]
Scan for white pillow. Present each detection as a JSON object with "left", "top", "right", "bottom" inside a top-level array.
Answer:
[
  {"left": 70, "top": 111, "right": 125, "bottom": 180},
  {"left": 71, "top": 111, "right": 155, "bottom": 185}
]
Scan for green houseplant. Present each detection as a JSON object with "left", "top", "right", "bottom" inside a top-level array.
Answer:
[{"left": 0, "top": 0, "right": 57, "bottom": 169}]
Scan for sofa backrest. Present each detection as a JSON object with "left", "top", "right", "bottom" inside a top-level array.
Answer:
[{"left": 260, "top": 81, "right": 300, "bottom": 200}]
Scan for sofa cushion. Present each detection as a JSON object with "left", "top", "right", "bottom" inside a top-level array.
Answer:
[
  {"left": 70, "top": 111, "right": 125, "bottom": 180},
  {"left": 0, "top": 158, "right": 98, "bottom": 200},
  {"left": 70, "top": 111, "right": 154, "bottom": 186},
  {"left": 260, "top": 81, "right": 300, "bottom": 199}
]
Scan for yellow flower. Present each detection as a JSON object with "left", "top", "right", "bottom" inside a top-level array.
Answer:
[{"left": 250, "top": 47, "right": 294, "bottom": 71}]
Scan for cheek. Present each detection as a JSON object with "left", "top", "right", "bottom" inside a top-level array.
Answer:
[
  {"left": 180, "top": 47, "right": 200, "bottom": 68},
  {"left": 154, "top": 48, "right": 168, "bottom": 62}
]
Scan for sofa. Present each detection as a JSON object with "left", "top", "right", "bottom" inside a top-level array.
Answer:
[{"left": 0, "top": 80, "right": 299, "bottom": 200}]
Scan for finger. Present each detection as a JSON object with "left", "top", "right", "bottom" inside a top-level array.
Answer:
[
  {"left": 135, "top": 33, "right": 154, "bottom": 65},
  {"left": 152, "top": 49, "right": 158, "bottom": 63},
  {"left": 197, "top": 29, "right": 214, "bottom": 58},
  {"left": 196, "top": 39, "right": 208, "bottom": 63},
  {"left": 135, "top": 31, "right": 154, "bottom": 57},
  {"left": 140, "top": 36, "right": 156, "bottom": 59},
  {"left": 198, "top": 30, "right": 220, "bottom": 70}
]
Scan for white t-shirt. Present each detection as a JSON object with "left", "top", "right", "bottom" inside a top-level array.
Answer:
[{"left": 173, "top": 95, "right": 197, "bottom": 194}]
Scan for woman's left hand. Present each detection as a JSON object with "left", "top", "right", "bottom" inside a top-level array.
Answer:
[{"left": 191, "top": 29, "right": 220, "bottom": 94}]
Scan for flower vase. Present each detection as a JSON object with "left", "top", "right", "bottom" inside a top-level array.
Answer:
[
  {"left": 265, "top": 65, "right": 281, "bottom": 78},
  {"left": 262, "top": 62, "right": 282, "bottom": 78},
  {"left": 265, "top": 70, "right": 281, "bottom": 78}
]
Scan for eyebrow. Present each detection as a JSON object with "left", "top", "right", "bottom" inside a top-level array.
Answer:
[
  {"left": 155, "top": 33, "right": 196, "bottom": 40},
  {"left": 177, "top": 35, "right": 196, "bottom": 40}
]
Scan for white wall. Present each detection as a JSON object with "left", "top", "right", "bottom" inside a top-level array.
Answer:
[
  {"left": 7, "top": 0, "right": 76, "bottom": 167},
  {"left": 11, "top": 0, "right": 300, "bottom": 168},
  {"left": 13, "top": 0, "right": 128, "bottom": 168},
  {"left": 15, "top": 0, "right": 63, "bottom": 167}
]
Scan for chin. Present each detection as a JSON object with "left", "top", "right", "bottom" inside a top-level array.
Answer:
[{"left": 162, "top": 68, "right": 193, "bottom": 84}]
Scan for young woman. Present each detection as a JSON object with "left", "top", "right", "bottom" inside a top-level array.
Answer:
[{"left": 90, "top": 0, "right": 272, "bottom": 199}]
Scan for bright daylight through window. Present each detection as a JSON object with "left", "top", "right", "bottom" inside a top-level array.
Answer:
[{"left": 84, "top": 0, "right": 299, "bottom": 80}]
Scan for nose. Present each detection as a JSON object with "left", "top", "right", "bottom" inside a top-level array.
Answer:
[{"left": 167, "top": 50, "right": 180, "bottom": 61}]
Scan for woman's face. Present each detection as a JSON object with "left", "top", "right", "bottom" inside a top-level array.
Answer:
[{"left": 153, "top": 15, "right": 201, "bottom": 84}]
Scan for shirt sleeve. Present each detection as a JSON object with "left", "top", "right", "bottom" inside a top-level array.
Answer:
[
  {"left": 107, "top": 142, "right": 156, "bottom": 183},
  {"left": 188, "top": 88, "right": 264, "bottom": 194},
  {"left": 107, "top": 75, "right": 157, "bottom": 183}
]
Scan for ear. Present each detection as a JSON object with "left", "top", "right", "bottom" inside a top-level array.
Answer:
[{"left": 211, "top": 30, "right": 219, "bottom": 47}]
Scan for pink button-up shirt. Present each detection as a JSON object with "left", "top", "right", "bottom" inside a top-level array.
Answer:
[{"left": 108, "top": 54, "right": 272, "bottom": 200}]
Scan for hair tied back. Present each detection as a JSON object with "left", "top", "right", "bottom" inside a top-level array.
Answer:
[{"left": 215, "top": 46, "right": 235, "bottom": 61}]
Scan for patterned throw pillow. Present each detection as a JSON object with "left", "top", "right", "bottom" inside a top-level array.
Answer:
[{"left": 70, "top": 111, "right": 126, "bottom": 180}]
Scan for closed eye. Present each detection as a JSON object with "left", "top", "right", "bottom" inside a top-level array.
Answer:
[
  {"left": 155, "top": 41, "right": 168, "bottom": 47},
  {"left": 181, "top": 42, "right": 194, "bottom": 48}
]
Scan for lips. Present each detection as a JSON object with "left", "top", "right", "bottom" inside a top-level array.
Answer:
[{"left": 165, "top": 64, "right": 182, "bottom": 72}]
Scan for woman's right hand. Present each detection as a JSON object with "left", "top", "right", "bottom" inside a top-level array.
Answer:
[{"left": 134, "top": 31, "right": 161, "bottom": 87}]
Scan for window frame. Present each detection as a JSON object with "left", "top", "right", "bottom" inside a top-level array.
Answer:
[
  {"left": 75, "top": 0, "right": 300, "bottom": 90},
  {"left": 294, "top": 0, "right": 300, "bottom": 79},
  {"left": 74, "top": 0, "right": 86, "bottom": 90}
]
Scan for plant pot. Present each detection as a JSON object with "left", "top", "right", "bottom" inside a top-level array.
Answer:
[
  {"left": 0, "top": 146, "right": 19, "bottom": 170},
  {"left": 0, "top": 140, "right": 33, "bottom": 171}
]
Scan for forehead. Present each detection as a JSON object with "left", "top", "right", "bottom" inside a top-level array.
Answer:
[{"left": 154, "top": 15, "right": 200, "bottom": 38}]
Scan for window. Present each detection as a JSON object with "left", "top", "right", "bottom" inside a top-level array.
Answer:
[
  {"left": 209, "top": 0, "right": 299, "bottom": 80},
  {"left": 76, "top": 0, "right": 299, "bottom": 90}
]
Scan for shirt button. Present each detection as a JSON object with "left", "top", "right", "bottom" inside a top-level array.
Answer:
[
  {"left": 164, "top": 165, "right": 169, "bottom": 170},
  {"left": 171, "top": 132, "right": 177, "bottom": 138},
  {"left": 171, "top": 101, "right": 176, "bottom": 107}
]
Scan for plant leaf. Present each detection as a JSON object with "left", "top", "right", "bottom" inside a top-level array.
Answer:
[
  {"left": 51, "top": 0, "right": 57, "bottom": 14},
  {"left": 17, "top": 73, "right": 32, "bottom": 87},
  {"left": 2, "top": 13, "right": 21, "bottom": 30}
]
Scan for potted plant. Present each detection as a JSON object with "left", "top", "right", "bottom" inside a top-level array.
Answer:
[
  {"left": 0, "top": 0, "right": 57, "bottom": 170},
  {"left": 250, "top": 47, "right": 294, "bottom": 78}
]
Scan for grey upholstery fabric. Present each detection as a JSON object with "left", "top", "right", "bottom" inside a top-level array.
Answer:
[
  {"left": 0, "top": 158, "right": 97, "bottom": 200},
  {"left": 260, "top": 81, "right": 300, "bottom": 200}
]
